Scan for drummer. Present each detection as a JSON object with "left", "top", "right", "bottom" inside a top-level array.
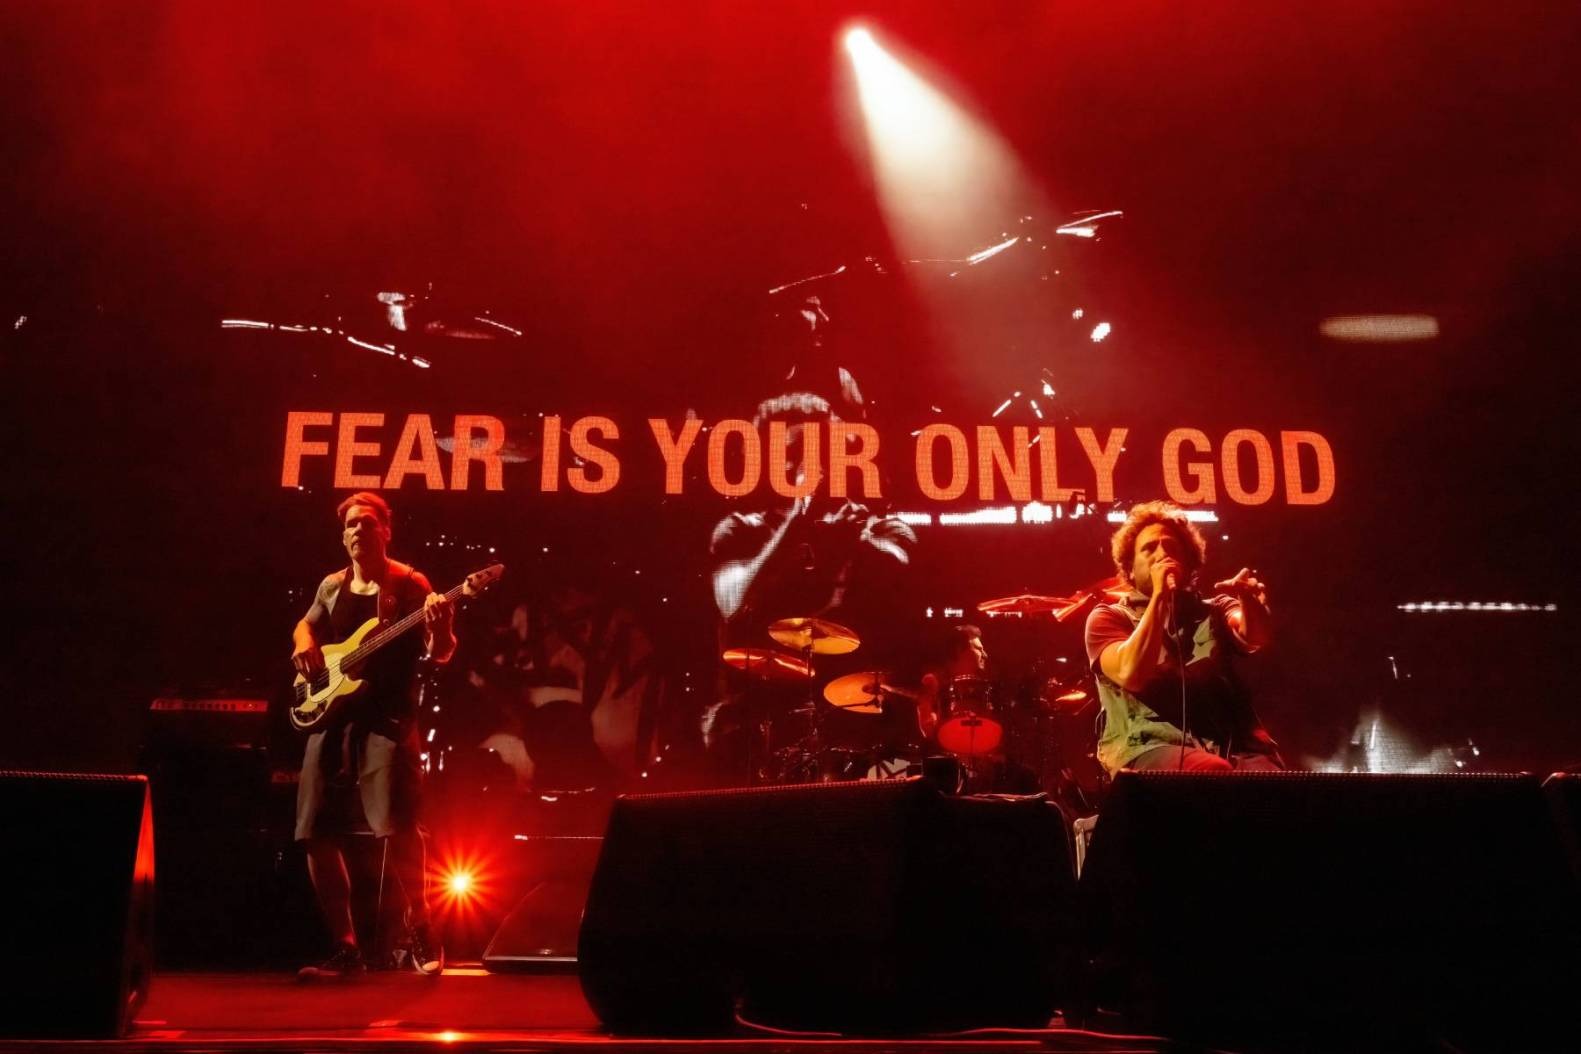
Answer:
[
  {"left": 915, "top": 625, "right": 1039, "bottom": 794},
  {"left": 916, "top": 624, "right": 988, "bottom": 741}
]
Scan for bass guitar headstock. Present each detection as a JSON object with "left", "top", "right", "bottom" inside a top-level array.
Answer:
[{"left": 463, "top": 563, "right": 506, "bottom": 598}]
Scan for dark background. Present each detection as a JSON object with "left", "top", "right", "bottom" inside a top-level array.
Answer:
[{"left": 4, "top": 1, "right": 1578, "bottom": 779}]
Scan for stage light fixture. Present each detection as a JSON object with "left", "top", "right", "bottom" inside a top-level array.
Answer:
[
  {"left": 1319, "top": 314, "right": 1440, "bottom": 342},
  {"left": 447, "top": 870, "right": 474, "bottom": 896},
  {"left": 1106, "top": 508, "right": 1220, "bottom": 524}
]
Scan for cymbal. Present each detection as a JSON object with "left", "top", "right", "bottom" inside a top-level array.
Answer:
[
  {"left": 768, "top": 616, "right": 861, "bottom": 655},
  {"left": 1049, "top": 576, "right": 1133, "bottom": 622},
  {"left": 722, "top": 647, "right": 813, "bottom": 681},
  {"left": 976, "top": 593, "right": 1080, "bottom": 616},
  {"left": 1072, "top": 575, "right": 1131, "bottom": 602},
  {"left": 823, "top": 671, "right": 902, "bottom": 714},
  {"left": 1040, "top": 682, "right": 1091, "bottom": 711}
]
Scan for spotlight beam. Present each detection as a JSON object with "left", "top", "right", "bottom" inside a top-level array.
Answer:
[{"left": 843, "top": 25, "right": 1031, "bottom": 258}]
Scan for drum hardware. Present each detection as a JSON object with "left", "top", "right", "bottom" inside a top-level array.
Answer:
[
  {"left": 1015, "top": 660, "right": 1107, "bottom": 813},
  {"left": 921, "top": 754, "right": 965, "bottom": 794},
  {"left": 726, "top": 618, "right": 864, "bottom": 785},
  {"left": 722, "top": 645, "right": 816, "bottom": 785}
]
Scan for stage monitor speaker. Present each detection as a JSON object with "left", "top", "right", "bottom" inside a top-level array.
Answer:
[
  {"left": 578, "top": 778, "right": 1074, "bottom": 1035},
  {"left": 483, "top": 835, "right": 604, "bottom": 970},
  {"left": 0, "top": 771, "right": 155, "bottom": 1038},
  {"left": 1544, "top": 771, "right": 1581, "bottom": 885},
  {"left": 1079, "top": 771, "right": 1581, "bottom": 1050}
]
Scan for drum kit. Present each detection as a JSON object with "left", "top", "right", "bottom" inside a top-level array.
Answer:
[
  {"left": 722, "top": 616, "right": 875, "bottom": 784},
  {"left": 721, "top": 575, "right": 1124, "bottom": 802}
]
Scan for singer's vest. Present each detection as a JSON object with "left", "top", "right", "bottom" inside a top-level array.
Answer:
[{"left": 1085, "top": 591, "right": 1270, "bottom": 774}]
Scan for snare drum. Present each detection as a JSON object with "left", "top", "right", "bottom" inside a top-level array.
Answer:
[{"left": 936, "top": 675, "right": 1003, "bottom": 756}]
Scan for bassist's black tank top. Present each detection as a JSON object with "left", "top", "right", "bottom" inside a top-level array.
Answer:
[{"left": 328, "top": 585, "right": 422, "bottom": 729}]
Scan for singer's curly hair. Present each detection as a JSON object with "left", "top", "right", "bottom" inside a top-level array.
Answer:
[{"left": 1109, "top": 500, "right": 1207, "bottom": 584}]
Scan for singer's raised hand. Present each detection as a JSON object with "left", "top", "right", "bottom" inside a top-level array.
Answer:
[{"left": 1212, "top": 567, "right": 1268, "bottom": 607}]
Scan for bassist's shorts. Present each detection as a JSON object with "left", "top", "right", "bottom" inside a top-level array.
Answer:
[{"left": 294, "top": 721, "right": 421, "bottom": 841}]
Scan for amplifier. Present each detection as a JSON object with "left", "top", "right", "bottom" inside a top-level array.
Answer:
[
  {"left": 146, "top": 697, "right": 269, "bottom": 749},
  {"left": 149, "top": 697, "right": 269, "bottom": 715}
]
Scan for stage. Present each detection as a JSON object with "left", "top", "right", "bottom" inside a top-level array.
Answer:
[{"left": 8, "top": 969, "right": 1172, "bottom": 1054}]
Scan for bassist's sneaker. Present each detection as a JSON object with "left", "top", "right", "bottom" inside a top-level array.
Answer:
[
  {"left": 296, "top": 942, "right": 366, "bottom": 981},
  {"left": 409, "top": 925, "right": 444, "bottom": 976}
]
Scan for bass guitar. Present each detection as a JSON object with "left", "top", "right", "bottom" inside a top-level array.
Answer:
[{"left": 289, "top": 563, "right": 504, "bottom": 731}]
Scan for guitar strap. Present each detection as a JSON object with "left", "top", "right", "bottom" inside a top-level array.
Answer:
[{"left": 377, "top": 560, "right": 416, "bottom": 622}]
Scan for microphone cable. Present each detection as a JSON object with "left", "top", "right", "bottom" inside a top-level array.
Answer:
[
  {"left": 1176, "top": 616, "right": 1190, "bottom": 772},
  {"left": 1172, "top": 584, "right": 1190, "bottom": 772}
]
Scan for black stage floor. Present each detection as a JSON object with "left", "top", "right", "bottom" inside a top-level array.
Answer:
[{"left": 0, "top": 968, "right": 1180, "bottom": 1054}]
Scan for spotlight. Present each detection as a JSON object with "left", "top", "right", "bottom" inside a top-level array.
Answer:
[
  {"left": 842, "top": 23, "right": 1028, "bottom": 258},
  {"left": 447, "top": 870, "right": 474, "bottom": 896},
  {"left": 844, "top": 27, "right": 875, "bottom": 55}
]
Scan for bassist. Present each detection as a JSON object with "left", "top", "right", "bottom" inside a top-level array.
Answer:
[{"left": 290, "top": 491, "right": 455, "bottom": 979}]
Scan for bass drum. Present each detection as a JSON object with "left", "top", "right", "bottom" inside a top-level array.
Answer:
[
  {"left": 863, "top": 754, "right": 918, "bottom": 781},
  {"left": 936, "top": 675, "right": 1003, "bottom": 757}
]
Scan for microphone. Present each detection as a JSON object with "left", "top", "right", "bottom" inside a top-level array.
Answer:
[{"left": 1163, "top": 567, "right": 1191, "bottom": 638}]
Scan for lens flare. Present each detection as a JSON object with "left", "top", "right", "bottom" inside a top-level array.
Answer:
[{"left": 430, "top": 844, "right": 499, "bottom": 925}]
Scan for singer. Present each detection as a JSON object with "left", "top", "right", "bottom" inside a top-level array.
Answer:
[{"left": 1084, "top": 500, "right": 1282, "bottom": 773}]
